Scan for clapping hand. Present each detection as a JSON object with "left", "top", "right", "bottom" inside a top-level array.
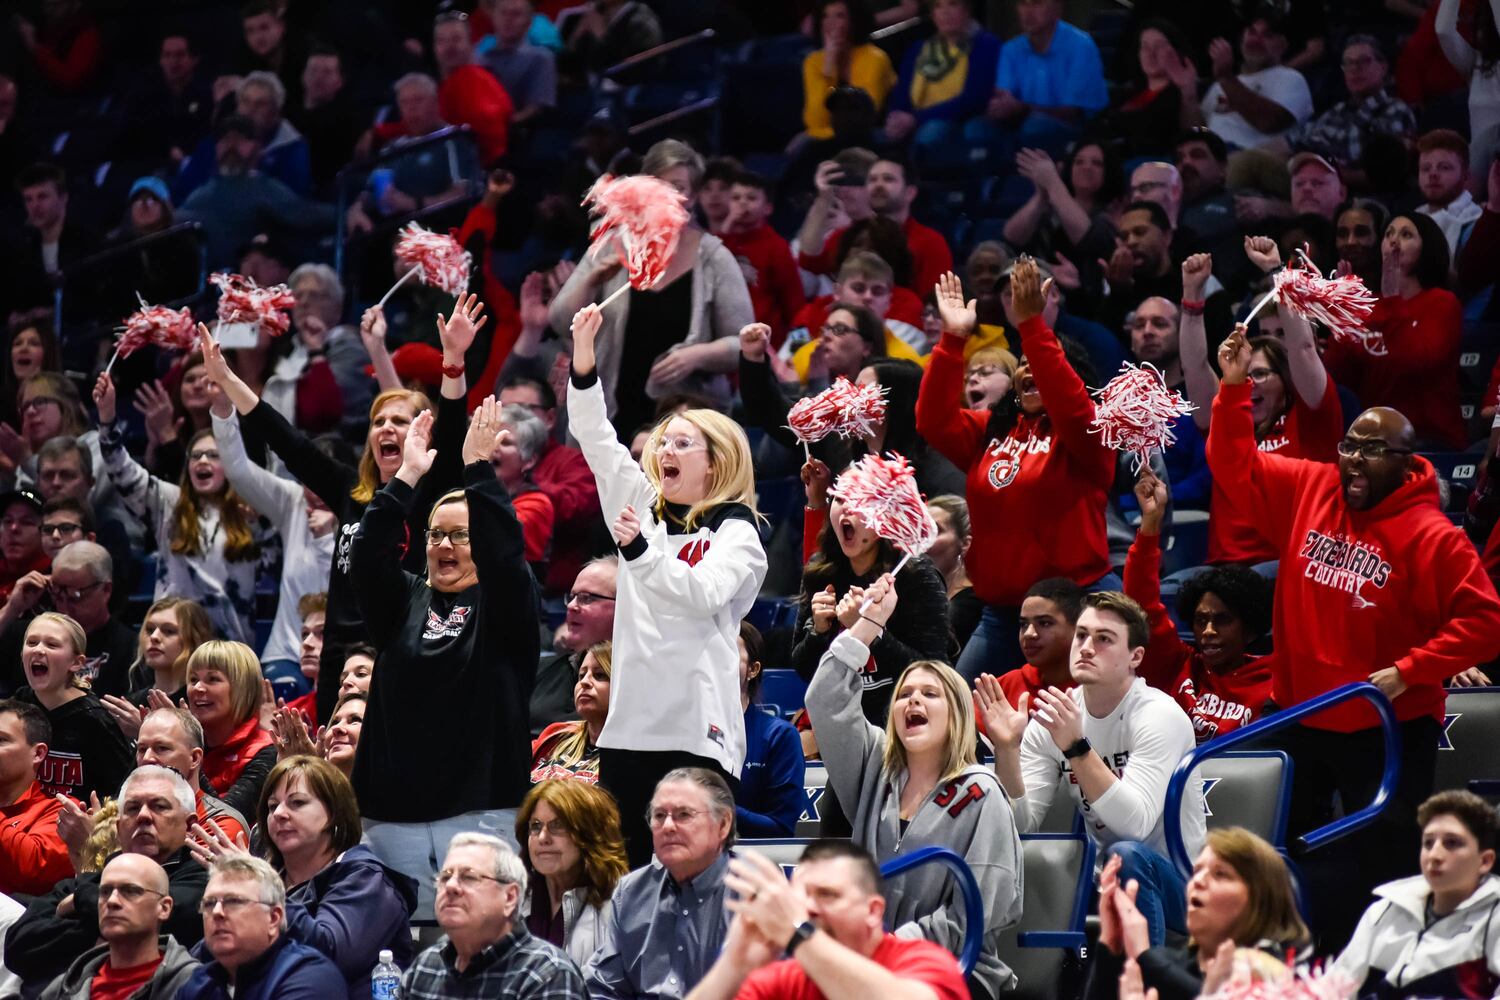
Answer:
[
  {"left": 462, "top": 395, "right": 505, "bottom": 466},
  {"left": 974, "top": 673, "right": 1028, "bottom": 750},
  {"left": 397, "top": 408, "right": 437, "bottom": 484},
  {"left": 934, "top": 271, "right": 977, "bottom": 336}
]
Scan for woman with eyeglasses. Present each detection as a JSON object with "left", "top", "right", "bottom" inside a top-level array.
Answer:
[
  {"left": 349, "top": 395, "right": 538, "bottom": 918},
  {"left": 917, "top": 261, "right": 1116, "bottom": 680},
  {"left": 1179, "top": 241, "right": 1343, "bottom": 570},
  {"left": 807, "top": 575, "right": 1022, "bottom": 1000},
  {"left": 9, "top": 372, "right": 106, "bottom": 502},
  {"left": 13, "top": 612, "right": 134, "bottom": 803},
  {"left": 93, "top": 373, "right": 262, "bottom": 645},
  {"left": 531, "top": 641, "right": 610, "bottom": 784},
  {"left": 514, "top": 779, "right": 629, "bottom": 967},
  {"left": 1322, "top": 211, "right": 1467, "bottom": 449},
  {"left": 569, "top": 303, "right": 767, "bottom": 867},
  {"left": 198, "top": 297, "right": 482, "bottom": 724},
  {"left": 192, "top": 755, "right": 418, "bottom": 1000}
]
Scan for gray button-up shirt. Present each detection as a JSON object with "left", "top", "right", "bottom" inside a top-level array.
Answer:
[{"left": 583, "top": 851, "right": 732, "bottom": 1000}]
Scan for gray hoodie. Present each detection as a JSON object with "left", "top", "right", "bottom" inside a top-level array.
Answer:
[
  {"left": 808, "top": 632, "right": 1025, "bottom": 1000},
  {"left": 39, "top": 936, "right": 199, "bottom": 1000}
]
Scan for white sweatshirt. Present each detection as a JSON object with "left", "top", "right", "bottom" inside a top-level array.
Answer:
[
  {"left": 1013, "top": 677, "right": 1205, "bottom": 867},
  {"left": 567, "top": 373, "right": 767, "bottom": 775},
  {"left": 1333, "top": 874, "right": 1500, "bottom": 997}
]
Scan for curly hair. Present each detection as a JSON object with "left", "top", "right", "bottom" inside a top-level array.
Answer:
[
  {"left": 516, "top": 780, "right": 630, "bottom": 909},
  {"left": 1175, "top": 565, "right": 1273, "bottom": 638}
]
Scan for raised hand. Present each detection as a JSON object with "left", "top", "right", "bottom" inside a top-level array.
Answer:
[
  {"left": 397, "top": 408, "right": 437, "bottom": 484},
  {"left": 1100, "top": 244, "right": 1135, "bottom": 287},
  {"left": 93, "top": 373, "right": 117, "bottom": 425},
  {"left": 934, "top": 271, "right": 977, "bottom": 336},
  {"left": 437, "top": 292, "right": 488, "bottom": 362},
  {"left": 55, "top": 791, "right": 99, "bottom": 854},
  {"left": 188, "top": 817, "right": 250, "bottom": 868},
  {"left": 739, "top": 322, "right": 771, "bottom": 362},
  {"left": 133, "top": 381, "right": 183, "bottom": 447},
  {"left": 1134, "top": 468, "right": 1170, "bottom": 534},
  {"left": 813, "top": 160, "right": 844, "bottom": 196},
  {"left": 974, "top": 673, "right": 1029, "bottom": 750},
  {"left": 7, "top": 571, "right": 49, "bottom": 616},
  {"left": 571, "top": 304, "right": 603, "bottom": 375},
  {"left": 518, "top": 272, "right": 550, "bottom": 335},
  {"left": 197, "top": 323, "right": 232, "bottom": 385},
  {"left": 612, "top": 504, "right": 641, "bottom": 547},
  {"left": 1050, "top": 252, "right": 1082, "bottom": 292},
  {"left": 360, "top": 305, "right": 388, "bottom": 357},
  {"left": 1163, "top": 48, "right": 1197, "bottom": 91},
  {"left": 271, "top": 706, "right": 317, "bottom": 760},
  {"left": 100, "top": 694, "right": 146, "bottom": 740},
  {"left": 461, "top": 395, "right": 504, "bottom": 465},
  {"left": 1181, "top": 252, "right": 1213, "bottom": 298},
  {"left": 801, "top": 458, "right": 831, "bottom": 509},
  {"left": 1243, "top": 235, "right": 1281, "bottom": 274},
  {"left": 1009, "top": 257, "right": 1053, "bottom": 325},
  {"left": 1218, "top": 323, "right": 1252, "bottom": 385},
  {"left": 1208, "top": 37, "right": 1234, "bottom": 79}
]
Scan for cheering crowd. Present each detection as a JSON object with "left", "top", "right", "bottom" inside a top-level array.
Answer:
[{"left": 1, "top": 0, "right": 1500, "bottom": 997}]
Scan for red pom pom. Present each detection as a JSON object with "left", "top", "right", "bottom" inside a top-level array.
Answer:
[
  {"left": 1273, "top": 260, "right": 1381, "bottom": 355},
  {"left": 394, "top": 223, "right": 472, "bottom": 297},
  {"left": 210, "top": 273, "right": 297, "bottom": 338},
  {"left": 1089, "top": 363, "right": 1196, "bottom": 467},
  {"left": 115, "top": 300, "right": 197, "bottom": 360},
  {"left": 787, "top": 377, "right": 890, "bottom": 444},
  {"left": 582, "top": 174, "right": 690, "bottom": 291},
  {"left": 829, "top": 453, "right": 937, "bottom": 557},
  {"left": 1202, "top": 962, "right": 1355, "bottom": 1000}
]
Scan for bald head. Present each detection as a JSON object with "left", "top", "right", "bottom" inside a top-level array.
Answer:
[
  {"left": 1339, "top": 407, "right": 1416, "bottom": 509},
  {"left": 104, "top": 852, "right": 170, "bottom": 894},
  {"left": 98, "top": 853, "right": 173, "bottom": 946},
  {"left": 1356, "top": 407, "right": 1415, "bottom": 450}
]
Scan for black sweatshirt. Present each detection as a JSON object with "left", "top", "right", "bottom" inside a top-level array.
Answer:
[
  {"left": 15, "top": 687, "right": 134, "bottom": 803},
  {"left": 349, "top": 462, "right": 539, "bottom": 822},
  {"left": 244, "top": 392, "right": 467, "bottom": 722},
  {"left": 790, "top": 555, "right": 953, "bottom": 726}
]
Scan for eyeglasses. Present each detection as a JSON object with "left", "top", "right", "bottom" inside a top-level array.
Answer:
[
  {"left": 188, "top": 449, "right": 220, "bottom": 463},
  {"left": 19, "top": 396, "right": 59, "bottom": 413},
  {"left": 966, "top": 366, "right": 1003, "bottom": 380},
  {"left": 426, "top": 528, "right": 471, "bottom": 546},
  {"left": 527, "top": 819, "right": 570, "bottom": 838},
  {"left": 434, "top": 868, "right": 507, "bottom": 891},
  {"left": 656, "top": 436, "right": 705, "bottom": 454},
  {"left": 820, "top": 322, "right": 860, "bottom": 339},
  {"left": 101, "top": 882, "right": 167, "bottom": 903},
  {"left": 646, "top": 806, "right": 706, "bottom": 828},
  {"left": 566, "top": 590, "right": 614, "bottom": 607},
  {"left": 1248, "top": 367, "right": 1277, "bottom": 382},
  {"left": 41, "top": 521, "right": 84, "bottom": 536},
  {"left": 51, "top": 580, "right": 104, "bottom": 603},
  {"left": 1336, "top": 439, "right": 1412, "bottom": 461},
  {"left": 198, "top": 895, "right": 275, "bottom": 915}
]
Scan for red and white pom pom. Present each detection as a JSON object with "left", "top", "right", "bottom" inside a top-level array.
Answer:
[
  {"left": 1089, "top": 362, "right": 1196, "bottom": 468},
  {"left": 394, "top": 223, "right": 472, "bottom": 297},
  {"left": 115, "top": 301, "right": 197, "bottom": 360},
  {"left": 1203, "top": 963, "right": 1356, "bottom": 1000},
  {"left": 1274, "top": 262, "right": 1380, "bottom": 355},
  {"left": 583, "top": 174, "right": 690, "bottom": 291},
  {"left": 830, "top": 453, "right": 937, "bottom": 559},
  {"left": 210, "top": 273, "right": 297, "bottom": 338},
  {"left": 787, "top": 377, "right": 890, "bottom": 445}
]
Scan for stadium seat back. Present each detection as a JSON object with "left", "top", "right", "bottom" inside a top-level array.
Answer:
[
  {"left": 1434, "top": 687, "right": 1500, "bottom": 798},
  {"left": 997, "top": 834, "right": 1093, "bottom": 1000},
  {"left": 1186, "top": 751, "right": 1292, "bottom": 847},
  {"left": 797, "top": 762, "right": 829, "bottom": 837}
]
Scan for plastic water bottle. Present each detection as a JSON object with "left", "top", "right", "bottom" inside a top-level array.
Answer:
[{"left": 372, "top": 949, "right": 402, "bottom": 999}]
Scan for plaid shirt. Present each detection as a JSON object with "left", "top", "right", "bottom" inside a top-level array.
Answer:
[
  {"left": 1286, "top": 88, "right": 1416, "bottom": 164},
  {"left": 402, "top": 925, "right": 587, "bottom": 1000}
]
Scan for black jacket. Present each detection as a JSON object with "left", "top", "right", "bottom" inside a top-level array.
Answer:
[
  {"left": 13, "top": 688, "right": 134, "bottom": 803},
  {"left": 350, "top": 461, "right": 539, "bottom": 822}
]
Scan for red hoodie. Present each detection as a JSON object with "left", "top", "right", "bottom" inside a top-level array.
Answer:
[
  {"left": 1206, "top": 380, "right": 1500, "bottom": 731},
  {"left": 916, "top": 318, "right": 1114, "bottom": 607},
  {"left": 1207, "top": 376, "right": 1343, "bottom": 564},
  {"left": 202, "top": 718, "right": 274, "bottom": 796},
  {"left": 1124, "top": 531, "right": 1274, "bottom": 742},
  {"left": 719, "top": 223, "right": 805, "bottom": 342},
  {"left": 0, "top": 779, "right": 71, "bottom": 895}
]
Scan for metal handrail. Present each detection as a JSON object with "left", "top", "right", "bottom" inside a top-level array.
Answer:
[
  {"left": 871, "top": 15, "right": 923, "bottom": 40},
  {"left": 603, "top": 29, "right": 717, "bottom": 78},
  {"left": 880, "top": 846, "right": 985, "bottom": 975},
  {"left": 1162, "top": 682, "right": 1401, "bottom": 876}
]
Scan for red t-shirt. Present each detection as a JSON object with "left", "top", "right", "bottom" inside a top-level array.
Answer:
[
  {"left": 735, "top": 934, "right": 970, "bottom": 1000},
  {"left": 90, "top": 954, "right": 163, "bottom": 1000},
  {"left": 973, "top": 663, "right": 1072, "bottom": 739},
  {"left": 798, "top": 216, "right": 954, "bottom": 297},
  {"left": 1207, "top": 376, "right": 1343, "bottom": 564}
]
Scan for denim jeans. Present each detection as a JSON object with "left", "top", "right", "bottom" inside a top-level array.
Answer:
[
  {"left": 362, "top": 808, "right": 519, "bottom": 919},
  {"left": 1105, "top": 840, "right": 1188, "bottom": 947}
]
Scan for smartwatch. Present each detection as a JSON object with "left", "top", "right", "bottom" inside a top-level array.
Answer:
[
  {"left": 786, "top": 920, "right": 816, "bottom": 955},
  {"left": 1062, "top": 737, "right": 1093, "bottom": 761}
]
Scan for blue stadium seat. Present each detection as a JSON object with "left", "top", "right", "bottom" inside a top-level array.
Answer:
[
  {"left": 1160, "top": 510, "right": 1211, "bottom": 577},
  {"left": 796, "top": 761, "right": 828, "bottom": 837},
  {"left": 998, "top": 834, "right": 1095, "bottom": 1000},
  {"left": 1187, "top": 750, "right": 1293, "bottom": 845},
  {"left": 747, "top": 598, "right": 799, "bottom": 635},
  {"left": 755, "top": 476, "right": 804, "bottom": 531},
  {"left": 759, "top": 668, "right": 808, "bottom": 721}
]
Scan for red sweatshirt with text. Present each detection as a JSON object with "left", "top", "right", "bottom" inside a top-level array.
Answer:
[
  {"left": 1125, "top": 531, "right": 1274, "bottom": 742},
  {"left": 916, "top": 317, "right": 1114, "bottom": 607},
  {"left": 1206, "top": 380, "right": 1500, "bottom": 731}
]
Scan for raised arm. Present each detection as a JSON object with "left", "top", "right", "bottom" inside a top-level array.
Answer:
[
  {"left": 1434, "top": 0, "right": 1478, "bottom": 75},
  {"left": 915, "top": 272, "right": 994, "bottom": 466},
  {"left": 348, "top": 410, "right": 432, "bottom": 648},
  {"left": 1011, "top": 259, "right": 1097, "bottom": 453},
  {"left": 565, "top": 304, "right": 659, "bottom": 518},
  {"left": 1123, "top": 471, "right": 1193, "bottom": 690},
  {"left": 1178, "top": 253, "right": 1218, "bottom": 432},
  {"left": 93, "top": 373, "right": 178, "bottom": 526},
  {"left": 1247, "top": 237, "right": 1329, "bottom": 409},
  {"left": 210, "top": 406, "right": 300, "bottom": 533},
  {"left": 460, "top": 398, "right": 539, "bottom": 629},
  {"left": 360, "top": 306, "right": 401, "bottom": 392}
]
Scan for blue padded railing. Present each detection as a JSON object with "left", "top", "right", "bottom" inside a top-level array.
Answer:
[
  {"left": 878, "top": 846, "right": 985, "bottom": 975},
  {"left": 1163, "top": 681, "right": 1400, "bottom": 876}
]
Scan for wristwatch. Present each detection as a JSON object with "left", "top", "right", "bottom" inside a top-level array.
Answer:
[
  {"left": 1062, "top": 737, "right": 1093, "bottom": 761},
  {"left": 786, "top": 920, "right": 816, "bottom": 955}
]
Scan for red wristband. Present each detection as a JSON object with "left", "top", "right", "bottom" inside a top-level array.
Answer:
[
  {"left": 1180, "top": 299, "right": 1206, "bottom": 315},
  {"left": 442, "top": 361, "right": 464, "bottom": 379}
]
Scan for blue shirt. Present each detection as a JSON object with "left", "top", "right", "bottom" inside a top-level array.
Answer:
[
  {"left": 995, "top": 21, "right": 1107, "bottom": 114},
  {"left": 736, "top": 705, "right": 805, "bottom": 838}
]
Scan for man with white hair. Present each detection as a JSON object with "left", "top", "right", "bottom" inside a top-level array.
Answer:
[
  {"left": 5, "top": 765, "right": 209, "bottom": 991},
  {"left": 402, "top": 833, "right": 586, "bottom": 999},
  {"left": 38, "top": 853, "right": 201, "bottom": 999},
  {"left": 287, "top": 262, "right": 373, "bottom": 432},
  {"left": 176, "top": 70, "right": 312, "bottom": 199},
  {"left": 177, "top": 855, "right": 342, "bottom": 998}
]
